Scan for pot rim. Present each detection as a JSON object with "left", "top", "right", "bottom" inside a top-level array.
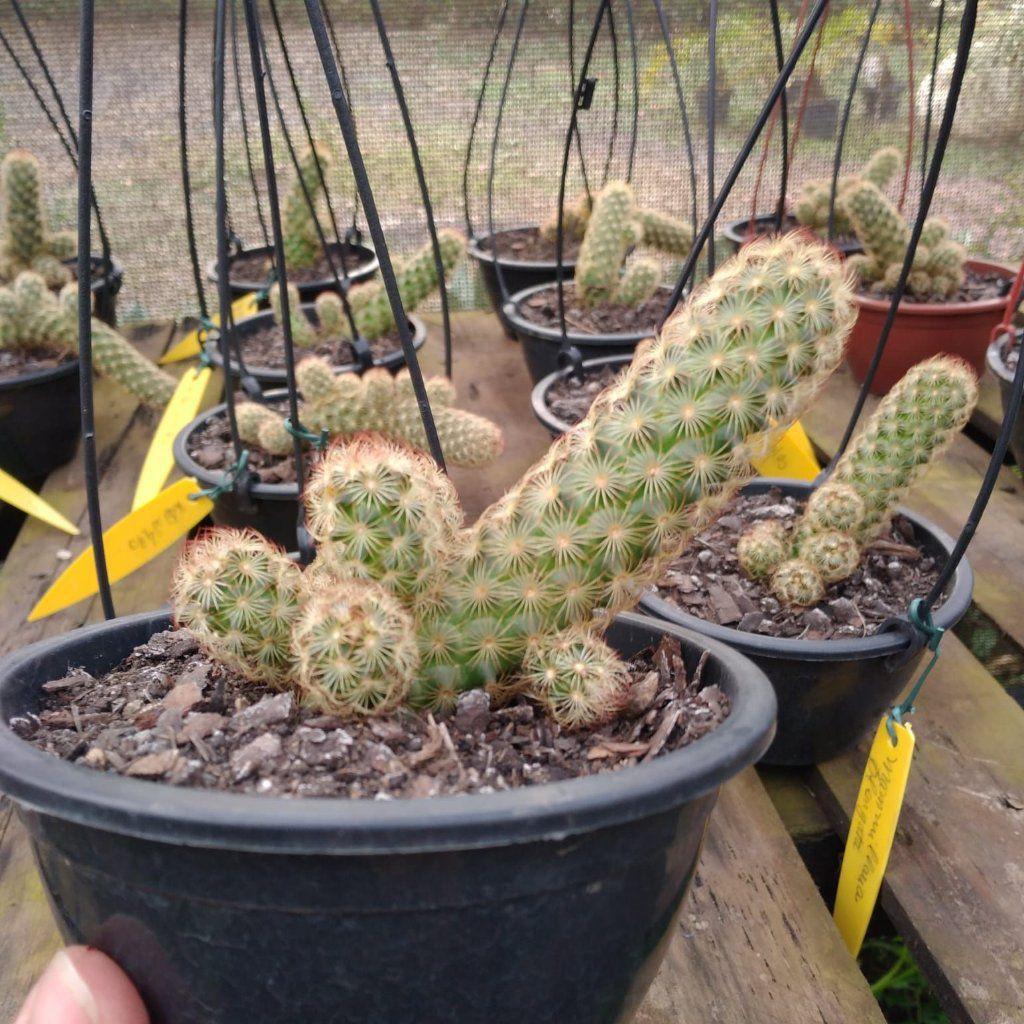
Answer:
[
  {"left": 0, "top": 355, "right": 79, "bottom": 394},
  {"left": 204, "top": 304, "right": 426, "bottom": 382},
  {"left": 852, "top": 258, "right": 1014, "bottom": 316},
  {"left": 173, "top": 388, "right": 302, "bottom": 502},
  {"left": 638, "top": 476, "right": 974, "bottom": 661},
  {"left": 503, "top": 280, "right": 673, "bottom": 346},
  {"left": 531, "top": 353, "right": 633, "bottom": 435},
  {"left": 467, "top": 224, "right": 578, "bottom": 271},
  {"left": 986, "top": 333, "right": 1020, "bottom": 384},
  {"left": 0, "top": 610, "right": 775, "bottom": 855},
  {"left": 205, "top": 240, "right": 379, "bottom": 294}
]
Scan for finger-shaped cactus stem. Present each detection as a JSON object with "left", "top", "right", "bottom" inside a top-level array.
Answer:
[
  {"left": 770, "top": 558, "right": 825, "bottom": 607},
  {"left": 522, "top": 629, "right": 631, "bottom": 728},
  {"left": 90, "top": 316, "right": 176, "bottom": 407},
  {"left": 576, "top": 181, "right": 639, "bottom": 306},
  {"left": 292, "top": 577, "right": 418, "bottom": 716},
  {"left": 348, "top": 229, "right": 465, "bottom": 340},
  {"left": 862, "top": 146, "right": 902, "bottom": 190},
  {"left": 797, "top": 530, "right": 860, "bottom": 584},
  {"left": 539, "top": 192, "right": 592, "bottom": 243},
  {"left": 636, "top": 207, "right": 694, "bottom": 256},
  {"left": 171, "top": 529, "right": 303, "bottom": 685},
  {"left": 613, "top": 257, "right": 662, "bottom": 307},
  {"left": 269, "top": 282, "right": 317, "bottom": 349},
  {"left": 283, "top": 143, "right": 331, "bottom": 272},
  {"left": 737, "top": 521, "right": 787, "bottom": 579},
  {"left": 314, "top": 291, "right": 346, "bottom": 339}
]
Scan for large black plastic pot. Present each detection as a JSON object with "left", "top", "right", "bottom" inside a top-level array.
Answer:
[
  {"left": 65, "top": 254, "right": 124, "bottom": 326},
  {"left": 721, "top": 214, "right": 863, "bottom": 257},
  {"left": 0, "top": 609, "right": 775, "bottom": 1024},
  {"left": 638, "top": 478, "right": 974, "bottom": 766},
  {"left": 505, "top": 282, "right": 672, "bottom": 385},
  {"left": 986, "top": 333, "right": 1024, "bottom": 469},
  {"left": 174, "top": 393, "right": 300, "bottom": 550},
  {"left": 531, "top": 353, "right": 632, "bottom": 437},
  {"left": 204, "top": 304, "right": 427, "bottom": 389},
  {"left": 468, "top": 225, "right": 577, "bottom": 339},
  {"left": 0, "top": 359, "right": 81, "bottom": 555},
  {"left": 207, "top": 241, "right": 378, "bottom": 305}
]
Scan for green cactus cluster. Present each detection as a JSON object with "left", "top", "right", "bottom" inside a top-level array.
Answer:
[
  {"left": 735, "top": 356, "right": 978, "bottom": 606},
  {"left": 234, "top": 357, "right": 504, "bottom": 469},
  {"left": 736, "top": 521, "right": 787, "bottom": 579},
  {"left": 539, "top": 192, "right": 592, "bottom": 243},
  {"left": 0, "top": 150, "right": 76, "bottom": 289},
  {"left": 841, "top": 181, "right": 966, "bottom": 300},
  {"left": 793, "top": 146, "right": 901, "bottom": 239},
  {"left": 0, "top": 270, "right": 174, "bottom": 407},
  {"left": 282, "top": 144, "right": 331, "bottom": 272},
  {"left": 173, "top": 233, "right": 855, "bottom": 726}
]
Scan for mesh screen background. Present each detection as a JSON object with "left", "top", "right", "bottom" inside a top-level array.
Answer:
[{"left": 0, "top": 0, "right": 1020, "bottom": 323}]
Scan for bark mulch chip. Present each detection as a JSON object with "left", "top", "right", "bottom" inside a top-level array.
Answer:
[
  {"left": 228, "top": 248, "right": 374, "bottom": 286},
  {"left": 544, "top": 364, "right": 621, "bottom": 426},
  {"left": 517, "top": 282, "right": 668, "bottom": 336},
  {"left": 477, "top": 227, "right": 581, "bottom": 263},
  {"left": 229, "top": 319, "right": 403, "bottom": 372},
  {"left": 0, "top": 347, "right": 74, "bottom": 383},
  {"left": 15, "top": 629, "right": 730, "bottom": 800}
]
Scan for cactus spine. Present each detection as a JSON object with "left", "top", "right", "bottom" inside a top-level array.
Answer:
[
  {"left": 0, "top": 271, "right": 174, "bottom": 407},
  {"left": 283, "top": 144, "right": 331, "bottom": 272},
  {"left": 173, "top": 235, "right": 856, "bottom": 724},
  {"left": 235, "top": 358, "right": 504, "bottom": 469},
  {"left": 0, "top": 150, "right": 76, "bottom": 289}
]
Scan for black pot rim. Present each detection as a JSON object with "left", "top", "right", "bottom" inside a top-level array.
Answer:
[
  {"left": 205, "top": 241, "right": 379, "bottom": 294},
  {"left": 986, "top": 334, "right": 1020, "bottom": 384},
  {"left": 0, "top": 610, "right": 775, "bottom": 855},
  {"left": 638, "top": 476, "right": 974, "bottom": 661},
  {"left": 530, "top": 353, "right": 633, "bottom": 435},
  {"left": 0, "top": 355, "right": 79, "bottom": 394},
  {"left": 204, "top": 304, "right": 427, "bottom": 382},
  {"left": 503, "top": 280, "right": 672, "bottom": 347},
  {"left": 467, "top": 224, "right": 578, "bottom": 271},
  {"left": 173, "top": 389, "right": 301, "bottom": 503}
]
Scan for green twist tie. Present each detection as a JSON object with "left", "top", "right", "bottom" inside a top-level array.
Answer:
[
  {"left": 887, "top": 598, "right": 944, "bottom": 742},
  {"left": 190, "top": 449, "right": 250, "bottom": 502},
  {"left": 284, "top": 418, "right": 329, "bottom": 450}
]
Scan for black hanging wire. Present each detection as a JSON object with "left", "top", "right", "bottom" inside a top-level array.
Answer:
[
  {"left": 367, "top": 0, "right": 454, "bottom": 381},
  {"left": 706, "top": 0, "right": 718, "bottom": 275},
  {"left": 659, "top": 0, "right": 831, "bottom": 327},
  {"left": 601, "top": 3, "right": 621, "bottom": 189},
  {"left": 920, "top": 0, "right": 946, "bottom": 186},
  {"left": 822, "top": 0, "right": 978, "bottom": 472},
  {"left": 767, "top": 0, "right": 789, "bottom": 231},
  {"left": 304, "top": 0, "right": 447, "bottom": 473},
  {"left": 623, "top": 0, "right": 639, "bottom": 183},
  {"left": 321, "top": 2, "right": 362, "bottom": 237},
  {"left": 566, "top": 0, "right": 594, "bottom": 205},
  {"left": 827, "top": 0, "right": 884, "bottom": 240},
  {"left": 231, "top": 0, "right": 270, "bottom": 248},
  {"left": 461, "top": 0, "right": 512, "bottom": 239},
  {"left": 75, "top": 0, "right": 114, "bottom": 620}
]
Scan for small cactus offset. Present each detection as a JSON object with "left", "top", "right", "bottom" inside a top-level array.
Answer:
[
  {"left": 613, "top": 257, "right": 662, "bottom": 307},
  {"left": 0, "top": 150, "right": 75, "bottom": 289},
  {"left": 347, "top": 229, "right": 465, "bottom": 340},
  {"left": 173, "top": 234, "right": 857, "bottom": 725},
  {"left": 0, "top": 271, "right": 174, "bottom": 407},
  {"left": 269, "top": 281, "right": 317, "bottom": 349},
  {"left": 771, "top": 558, "right": 826, "bottom": 607},
  {"left": 736, "top": 521, "right": 787, "bottom": 579},
  {"left": 234, "top": 357, "right": 504, "bottom": 469},
  {"left": 539, "top": 192, "right": 592, "bottom": 243},
  {"left": 841, "top": 181, "right": 966, "bottom": 300},
  {"left": 796, "top": 530, "right": 860, "bottom": 584},
  {"left": 282, "top": 144, "right": 331, "bottom": 272}
]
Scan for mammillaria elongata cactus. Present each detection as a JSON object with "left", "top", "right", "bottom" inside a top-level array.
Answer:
[
  {"left": 0, "top": 271, "right": 174, "bottom": 407},
  {"left": 736, "top": 356, "right": 978, "bottom": 606},
  {"left": 173, "top": 234, "right": 855, "bottom": 725},
  {"left": 282, "top": 145, "right": 331, "bottom": 273},
  {"left": 0, "top": 150, "right": 77, "bottom": 289},
  {"left": 234, "top": 357, "right": 504, "bottom": 469}
]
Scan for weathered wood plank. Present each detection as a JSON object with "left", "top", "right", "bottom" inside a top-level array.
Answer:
[
  {"left": 641, "top": 769, "right": 885, "bottom": 1024},
  {"left": 811, "top": 634, "right": 1024, "bottom": 1024},
  {"left": 802, "top": 367, "right": 1024, "bottom": 649}
]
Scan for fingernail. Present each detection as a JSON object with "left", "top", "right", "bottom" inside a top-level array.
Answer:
[{"left": 50, "top": 950, "right": 100, "bottom": 1024}]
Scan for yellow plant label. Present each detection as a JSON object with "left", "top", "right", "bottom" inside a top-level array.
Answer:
[
  {"left": 834, "top": 717, "right": 915, "bottom": 956},
  {"left": 753, "top": 420, "right": 820, "bottom": 481},
  {"left": 0, "top": 467, "right": 79, "bottom": 536},
  {"left": 159, "top": 292, "right": 260, "bottom": 364},
  {"left": 29, "top": 478, "right": 213, "bottom": 622},
  {"left": 132, "top": 365, "right": 214, "bottom": 511}
]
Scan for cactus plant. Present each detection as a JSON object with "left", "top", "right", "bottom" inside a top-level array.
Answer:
[
  {"left": 173, "top": 233, "right": 856, "bottom": 725},
  {"left": 539, "top": 192, "right": 592, "bottom": 243},
  {"left": 282, "top": 144, "right": 331, "bottom": 272},
  {"left": 0, "top": 150, "right": 76, "bottom": 289},
  {"left": 841, "top": 181, "right": 966, "bottom": 300},
  {"left": 771, "top": 558, "right": 826, "bottom": 607},
  {"left": 0, "top": 271, "right": 174, "bottom": 407},
  {"left": 234, "top": 357, "right": 504, "bottom": 469},
  {"left": 269, "top": 282, "right": 317, "bottom": 349}
]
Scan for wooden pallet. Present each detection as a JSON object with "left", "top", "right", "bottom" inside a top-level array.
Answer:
[{"left": 1, "top": 313, "right": 1022, "bottom": 1024}]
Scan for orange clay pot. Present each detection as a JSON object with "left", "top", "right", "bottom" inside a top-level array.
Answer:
[{"left": 846, "top": 258, "right": 1013, "bottom": 394}]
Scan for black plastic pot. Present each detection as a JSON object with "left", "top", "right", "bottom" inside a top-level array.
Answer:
[
  {"left": 531, "top": 353, "right": 632, "bottom": 437},
  {"left": 638, "top": 478, "right": 974, "bottom": 766},
  {"left": 505, "top": 282, "right": 673, "bottom": 385},
  {"left": 468, "top": 225, "right": 577, "bottom": 339},
  {"left": 207, "top": 241, "right": 378, "bottom": 306},
  {"left": 0, "top": 609, "right": 775, "bottom": 1024},
  {"left": 174, "top": 393, "right": 300, "bottom": 550},
  {"left": 0, "top": 359, "right": 81, "bottom": 555},
  {"left": 205, "top": 304, "right": 427, "bottom": 389},
  {"left": 986, "top": 333, "right": 1024, "bottom": 469},
  {"left": 721, "top": 213, "right": 863, "bottom": 257},
  {"left": 65, "top": 254, "right": 124, "bottom": 326}
]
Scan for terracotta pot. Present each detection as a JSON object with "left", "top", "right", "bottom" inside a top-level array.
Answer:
[{"left": 846, "top": 258, "right": 1013, "bottom": 395}]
